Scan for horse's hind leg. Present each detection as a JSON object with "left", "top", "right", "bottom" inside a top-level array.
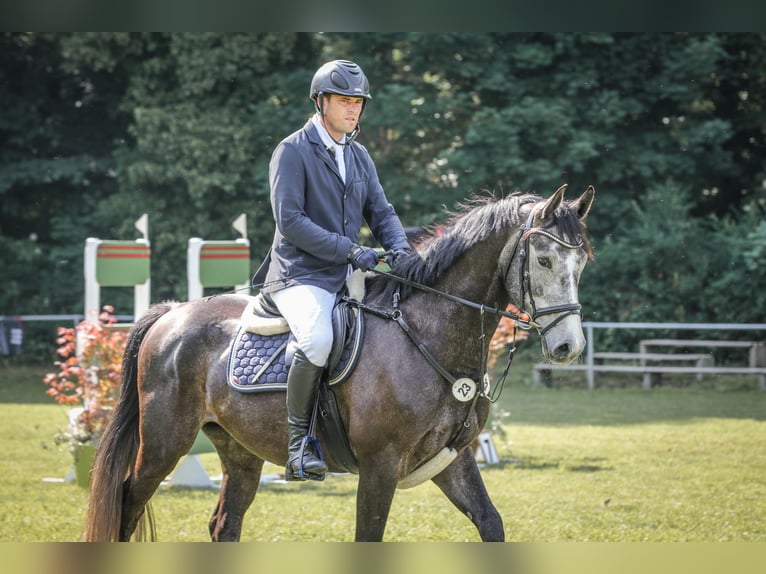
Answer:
[
  {"left": 431, "top": 447, "right": 505, "bottom": 541},
  {"left": 203, "top": 424, "right": 264, "bottom": 542},
  {"left": 121, "top": 416, "right": 203, "bottom": 540},
  {"left": 120, "top": 446, "right": 185, "bottom": 541}
]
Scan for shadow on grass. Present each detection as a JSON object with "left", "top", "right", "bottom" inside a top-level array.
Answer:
[
  {"left": 508, "top": 456, "right": 613, "bottom": 473},
  {"left": 159, "top": 474, "right": 357, "bottom": 499}
]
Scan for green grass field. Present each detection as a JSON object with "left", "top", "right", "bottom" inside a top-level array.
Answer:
[{"left": 0, "top": 361, "right": 764, "bottom": 542}]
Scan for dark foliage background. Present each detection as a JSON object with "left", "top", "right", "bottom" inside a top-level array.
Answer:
[{"left": 2, "top": 33, "right": 765, "bottom": 355}]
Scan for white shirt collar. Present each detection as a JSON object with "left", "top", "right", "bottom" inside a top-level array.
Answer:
[
  {"left": 312, "top": 115, "right": 346, "bottom": 183},
  {"left": 312, "top": 114, "right": 346, "bottom": 150}
]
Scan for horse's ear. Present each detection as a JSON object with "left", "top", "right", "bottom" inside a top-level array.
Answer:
[
  {"left": 572, "top": 185, "right": 595, "bottom": 221},
  {"left": 537, "top": 184, "right": 568, "bottom": 222}
]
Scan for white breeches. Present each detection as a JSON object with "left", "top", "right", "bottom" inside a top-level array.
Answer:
[{"left": 270, "top": 284, "right": 335, "bottom": 367}]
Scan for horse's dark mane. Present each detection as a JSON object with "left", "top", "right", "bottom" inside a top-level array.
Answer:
[{"left": 368, "top": 191, "right": 592, "bottom": 302}]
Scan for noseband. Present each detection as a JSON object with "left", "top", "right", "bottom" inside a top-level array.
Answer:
[{"left": 503, "top": 204, "right": 584, "bottom": 336}]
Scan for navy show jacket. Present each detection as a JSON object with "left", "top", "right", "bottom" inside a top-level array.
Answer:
[{"left": 262, "top": 119, "right": 410, "bottom": 295}]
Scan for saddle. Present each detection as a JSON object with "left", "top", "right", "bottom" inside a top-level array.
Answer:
[
  {"left": 227, "top": 291, "right": 364, "bottom": 391},
  {"left": 225, "top": 274, "right": 367, "bottom": 473}
]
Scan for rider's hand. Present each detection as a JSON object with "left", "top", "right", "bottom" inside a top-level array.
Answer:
[
  {"left": 387, "top": 248, "right": 411, "bottom": 268},
  {"left": 348, "top": 244, "right": 380, "bottom": 271}
]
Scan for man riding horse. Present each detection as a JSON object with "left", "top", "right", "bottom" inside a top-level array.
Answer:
[{"left": 259, "top": 59, "right": 411, "bottom": 481}]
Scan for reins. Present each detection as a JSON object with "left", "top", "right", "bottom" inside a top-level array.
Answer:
[
  {"left": 373, "top": 203, "right": 585, "bottom": 340},
  {"left": 361, "top": 202, "right": 586, "bottom": 407},
  {"left": 372, "top": 268, "right": 537, "bottom": 330},
  {"left": 241, "top": 199, "right": 584, "bottom": 405}
]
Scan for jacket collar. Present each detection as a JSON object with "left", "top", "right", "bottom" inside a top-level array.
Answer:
[
  {"left": 304, "top": 118, "right": 323, "bottom": 146},
  {"left": 311, "top": 114, "right": 347, "bottom": 149},
  {"left": 304, "top": 119, "right": 354, "bottom": 182},
  {"left": 304, "top": 118, "right": 353, "bottom": 151}
]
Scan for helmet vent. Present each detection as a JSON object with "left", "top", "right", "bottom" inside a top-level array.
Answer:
[{"left": 330, "top": 70, "right": 349, "bottom": 90}]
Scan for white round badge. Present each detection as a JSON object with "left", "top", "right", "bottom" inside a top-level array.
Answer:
[{"left": 451, "top": 377, "right": 477, "bottom": 402}]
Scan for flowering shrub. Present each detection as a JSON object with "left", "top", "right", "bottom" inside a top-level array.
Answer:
[
  {"left": 488, "top": 310, "right": 529, "bottom": 370},
  {"left": 44, "top": 306, "right": 128, "bottom": 451}
]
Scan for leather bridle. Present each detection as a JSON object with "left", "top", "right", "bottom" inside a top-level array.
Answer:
[
  {"left": 372, "top": 201, "right": 586, "bottom": 337},
  {"left": 501, "top": 203, "right": 585, "bottom": 336},
  {"left": 357, "top": 201, "right": 586, "bottom": 410}
]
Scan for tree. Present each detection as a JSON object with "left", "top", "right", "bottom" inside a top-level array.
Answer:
[
  {"left": 0, "top": 33, "right": 128, "bottom": 315},
  {"left": 2, "top": 33, "right": 766, "bottom": 358}
]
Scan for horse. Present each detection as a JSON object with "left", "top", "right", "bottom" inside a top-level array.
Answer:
[{"left": 82, "top": 183, "right": 595, "bottom": 542}]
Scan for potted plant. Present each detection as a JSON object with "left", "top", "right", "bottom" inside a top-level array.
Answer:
[{"left": 44, "top": 306, "right": 128, "bottom": 486}]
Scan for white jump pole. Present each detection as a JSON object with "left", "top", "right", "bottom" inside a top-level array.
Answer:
[
  {"left": 231, "top": 213, "right": 249, "bottom": 295},
  {"left": 133, "top": 214, "right": 150, "bottom": 321},
  {"left": 83, "top": 238, "right": 101, "bottom": 326}
]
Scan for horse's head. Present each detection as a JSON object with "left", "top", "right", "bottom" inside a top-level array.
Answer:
[{"left": 503, "top": 184, "right": 595, "bottom": 364}]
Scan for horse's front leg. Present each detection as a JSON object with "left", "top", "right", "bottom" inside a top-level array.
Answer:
[
  {"left": 431, "top": 447, "right": 505, "bottom": 541},
  {"left": 204, "top": 424, "right": 265, "bottom": 542},
  {"left": 355, "top": 456, "right": 400, "bottom": 541}
]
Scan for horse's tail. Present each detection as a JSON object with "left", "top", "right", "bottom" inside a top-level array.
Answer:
[{"left": 81, "top": 302, "right": 176, "bottom": 542}]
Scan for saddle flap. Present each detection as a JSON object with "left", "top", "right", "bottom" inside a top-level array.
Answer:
[{"left": 327, "top": 302, "right": 352, "bottom": 372}]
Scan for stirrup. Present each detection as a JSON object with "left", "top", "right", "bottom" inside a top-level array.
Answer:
[
  {"left": 285, "top": 466, "right": 326, "bottom": 482},
  {"left": 286, "top": 435, "right": 326, "bottom": 481}
]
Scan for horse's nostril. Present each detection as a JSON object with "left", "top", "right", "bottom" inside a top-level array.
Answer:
[{"left": 553, "top": 343, "right": 572, "bottom": 362}]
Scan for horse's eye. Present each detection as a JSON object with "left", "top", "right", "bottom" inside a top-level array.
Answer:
[{"left": 538, "top": 257, "right": 552, "bottom": 269}]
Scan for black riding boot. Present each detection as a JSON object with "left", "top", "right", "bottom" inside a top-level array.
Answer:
[{"left": 285, "top": 349, "right": 328, "bottom": 481}]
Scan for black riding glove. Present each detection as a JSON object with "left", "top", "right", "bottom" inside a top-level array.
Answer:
[
  {"left": 348, "top": 244, "right": 379, "bottom": 271},
  {"left": 387, "top": 248, "right": 411, "bottom": 268}
]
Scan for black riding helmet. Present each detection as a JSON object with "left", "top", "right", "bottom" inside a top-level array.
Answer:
[{"left": 310, "top": 60, "right": 371, "bottom": 142}]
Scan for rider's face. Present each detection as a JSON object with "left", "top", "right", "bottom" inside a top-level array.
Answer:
[{"left": 321, "top": 94, "right": 364, "bottom": 140}]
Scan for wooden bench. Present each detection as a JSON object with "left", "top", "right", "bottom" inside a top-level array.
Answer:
[
  {"left": 533, "top": 351, "right": 713, "bottom": 387},
  {"left": 595, "top": 351, "right": 714, "bottom": 387},
  {"left": 639, "top": 339, "right": 762, "bottom": 356},
  {"left": 594, "top": 351, "right": 713, "bottom": 367},
  {"left": 532, "top": 362, "right": 766, "bottom": 389},
  {"left": 533, "top": 341, "right": 766, "bottom": 390},
  {"left": 639, "top": 339, "right": 766, "bottom": 389}
]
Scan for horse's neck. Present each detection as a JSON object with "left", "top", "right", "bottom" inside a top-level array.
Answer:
[
  {"left": 403, "top": 236, "right": 509, "bottom": 356},
  {"left": 437, "top": 235, "right": 510, "bottom": 311}
]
